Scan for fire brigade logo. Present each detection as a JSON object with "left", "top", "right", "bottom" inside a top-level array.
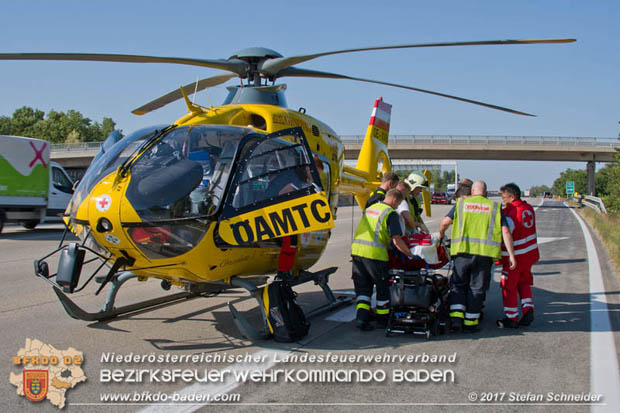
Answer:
[
  {"left": 522, "top": 210, "right": 534, "bottom": 228},
  {"left": 10, "top": 338, "right": 86, "bottom": 409},
  {"left": 95, "top": 194, "right": 112, "bottom": 212},
  {"left": 23, "top": 370, "right": 48, "bottom": 402}
]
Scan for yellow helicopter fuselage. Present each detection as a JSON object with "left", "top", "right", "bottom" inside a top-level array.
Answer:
[{"left": 68, "top": 102, "right": 386, "bottom": 286}]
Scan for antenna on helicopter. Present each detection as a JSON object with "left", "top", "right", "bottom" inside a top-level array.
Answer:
[{"left": 192, "top": 76, "right": 199, "bottom": 104}]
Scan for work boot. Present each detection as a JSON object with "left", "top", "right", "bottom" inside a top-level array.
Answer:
[
  {"left": 519, "top": 310, "right": 534, "bottom": 326},
  {"left": 450, "top": 317, "right": 463, "bottom": 333},
  {"left": 464, "top": 324, "right": 481, "bottom": 334},
  {"left": 356, "top": 319, "right": 374, "bottom": 331},
  {"left": 496, "top": 317, "right": 519, "bottom": 329}
]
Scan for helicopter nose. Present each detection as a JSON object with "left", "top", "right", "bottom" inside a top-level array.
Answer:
[{"left": 90, "top": 193, "right": 125, "bottom": 246}]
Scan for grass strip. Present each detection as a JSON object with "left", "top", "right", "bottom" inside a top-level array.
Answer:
[{"left": 577, "top": 207, "right": 620, "bottom": 281}]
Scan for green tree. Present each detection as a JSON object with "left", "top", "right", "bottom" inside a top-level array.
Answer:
[
  {"left": 100, "top": 117, "right": 116, "bottom": 140},
  {"left": 552, "top": 169, "right": 588, "bottom": 195},
  {"left": 0, "top": 106, "right": 119, "bottom": 142},
  {"left": 65, "top": 129, "right": 82, "bottom": 143},
  {"left": 529, "top": 185, "right": 551, "bottom": 197},
  {"left": 10, "top": 106, "right": 44, "bottom": 136},
  {"left": 595, "top": 163, "right": 617, "bottom": 197},
  {"left": 601, "top": 146, "right": 620, "bottom": 213},
  {"left": 0, "top": 116, "right": 13, "bottom": 135}
]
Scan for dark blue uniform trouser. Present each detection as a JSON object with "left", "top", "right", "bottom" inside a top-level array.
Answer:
[
  {"left": 449, "top": 253, "right": 493, "bottom": 326},
  {"left": 352, "top": 256, "right": 390, "bottom": 324}
]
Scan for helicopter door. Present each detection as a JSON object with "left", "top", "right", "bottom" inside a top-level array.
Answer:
[{"left": 217, "top": 127, "right": 333, "bottom": 246}]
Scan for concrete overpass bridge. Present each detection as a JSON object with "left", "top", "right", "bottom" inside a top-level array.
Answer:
[
  {"left": 52, "top": 134, "right": 618, "bottom": 194},
  {"left": 341, "top": 135, "right": 618, "bottom": 162}
]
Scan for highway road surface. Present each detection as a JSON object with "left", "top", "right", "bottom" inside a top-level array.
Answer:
[{"left": 1, "top": 199, "right": 619, "bottom": 412}]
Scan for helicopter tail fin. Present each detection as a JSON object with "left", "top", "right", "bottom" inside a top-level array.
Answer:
[
  {"left": 355, "top": 97, "right": 391, "bottom": 173},
  {"left": 349, "top": 98, "right": 392, "bottom": 207}
]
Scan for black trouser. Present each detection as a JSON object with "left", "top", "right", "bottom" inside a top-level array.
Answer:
[
  {"left": 449, "top": 253, "right": 493, "bottom": 326},
  {"left": 352, "top": 256, "right": 391, "bottom": 323}
]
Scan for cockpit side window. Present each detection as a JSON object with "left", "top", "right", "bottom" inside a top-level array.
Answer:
[{"left": 222, "top": 128, "right": 323, "bottom": 217}]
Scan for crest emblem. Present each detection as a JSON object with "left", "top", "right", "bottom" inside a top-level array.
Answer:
[{"left": 23, "top": 370, "right": 48, "bottom": 402}]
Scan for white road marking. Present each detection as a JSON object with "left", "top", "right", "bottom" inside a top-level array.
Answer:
[
  {"left": 137, "top": 348, "right": 291, "bottom": 413},
  {"left": 537, "top": 237, "right": 570, "bottom": 245},
  {"left": 534, "top": 198, "right": 544, "bottom": 210},
  {"left": 567, "top": 205, "right": 620, "bottom": 411}
]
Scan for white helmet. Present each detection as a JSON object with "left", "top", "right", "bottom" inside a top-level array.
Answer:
[{"left": 404, "top": 172, "right": 428, "bottom": 191}]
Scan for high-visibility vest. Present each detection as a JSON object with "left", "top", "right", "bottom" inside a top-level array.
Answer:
[
  {"left": 450, "top": 195, "right": 502, "bottom": 259},
  {"left": 501, "top": 199, "right": 539, "bottom": 265},
  {"left": 409, "top": 197, "right": 421, "bottom": 221},
  {"left": 351, "top": 202, "right": 394, "bottom": 261}
]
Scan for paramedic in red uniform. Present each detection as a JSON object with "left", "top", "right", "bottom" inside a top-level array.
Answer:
[{"left": 496, "top": 182, "right": 539, "bottom": 328}]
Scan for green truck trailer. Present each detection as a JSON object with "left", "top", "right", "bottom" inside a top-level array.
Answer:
[{"left": 0, "top": 135, "right": 73, "bottom": 233}]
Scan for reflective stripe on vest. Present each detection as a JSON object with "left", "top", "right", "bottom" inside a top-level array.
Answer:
[
  {"left": 451, "top": 195, "right": 502, "bottom": 258},
  {"left": 351, "top": 203, "right": 393, "bottom": 261}
]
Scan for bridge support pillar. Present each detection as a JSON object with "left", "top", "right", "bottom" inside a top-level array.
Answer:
[{"left": 587, "top": 160, "right": 596, "bottom": 196}]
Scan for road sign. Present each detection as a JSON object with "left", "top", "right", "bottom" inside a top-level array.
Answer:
[{"left": 566, "top": 181, "right": 575, "bottom": 195}]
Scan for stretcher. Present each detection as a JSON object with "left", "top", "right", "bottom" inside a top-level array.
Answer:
[{"left": 385, "top": 234, "right": 451, "bottom": 339}]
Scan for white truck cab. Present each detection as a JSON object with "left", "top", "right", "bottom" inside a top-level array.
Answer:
[{"left": 0, "top": 136, "right": 74, "bottom": 232}]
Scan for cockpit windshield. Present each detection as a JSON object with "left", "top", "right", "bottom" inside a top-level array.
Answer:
[
  {"left": 69, "top": 125, "right": 168, "bottom": 222},
  {"left": 125, "top": 125, "right": 255, "bottom": 222}
]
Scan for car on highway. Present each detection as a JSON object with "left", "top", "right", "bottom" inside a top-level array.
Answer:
[{"left": 431, "top": 191, "right": 449, "bottom": 204}]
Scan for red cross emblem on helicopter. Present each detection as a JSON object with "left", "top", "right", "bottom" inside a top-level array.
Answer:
[
  {"left": 28, "top": 142, "right": 47, "bottom": 168},
  {"left": 95, "top": 195, "right": 112, "bottom": 212},
  {"left": 522, "top": 209, "right": 534, "bottom": 228}
]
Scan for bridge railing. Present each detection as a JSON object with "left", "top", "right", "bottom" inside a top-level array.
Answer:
[
  {"left": 50, "top": 142, "right": 104, "bottom": 152},
  {"left": 340, "top": 135, "right": 619, "bottom": 147},
  {"left": 50, "top": 136, "right": 619, "bottom": 152}
]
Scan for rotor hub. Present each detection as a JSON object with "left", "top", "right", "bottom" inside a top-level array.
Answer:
[{"left": 229, "top": 47, "right": 283, "bottom": 60}]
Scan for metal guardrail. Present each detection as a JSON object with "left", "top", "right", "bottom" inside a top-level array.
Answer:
[
  {"left": 50, "top": 142, "right": 104, "bottom": 152},
  {"left": 340, "top": 135, "right": 619, "bottom": 147},
  {"left": 581, "top": 195, "right": 607, "bottom": 214},
  {"left": 50, "top": 135, "right": 619, "bottom": 152}
]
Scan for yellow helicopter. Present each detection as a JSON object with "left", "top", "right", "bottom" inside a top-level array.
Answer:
[{"left": 1, "top": 38, "right": 574, "bottom": 339}]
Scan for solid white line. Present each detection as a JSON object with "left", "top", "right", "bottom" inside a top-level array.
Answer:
[
  {"left": 567, "top": 205, "right": 620, "bottom": 412},
  {"left": 79, "top": 402, "right": 607, "bottom": 406},
  {"left": 137, "top": 349, "right": 291, "bottom": 413}
]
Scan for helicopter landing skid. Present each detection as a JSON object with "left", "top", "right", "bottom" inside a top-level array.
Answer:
[
  {"left": 228, "top": 267, "right": 354, "bottom": 341},
  {"left": 51, "top": 272, "right": 227, "bottom": 322}
]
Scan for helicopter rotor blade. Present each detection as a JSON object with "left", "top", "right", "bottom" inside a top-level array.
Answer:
[
  {"left": 0, "top": 52, "right": 248, "bottom": 75},
  {"left": 277, "top": 67, "right": 535, "bottom": 117},
  {"left": 260, "top": 38, "right": 576, "bottom": 76},
  {"left": 132, "top": 73, "right": 238, "bottom": 115}
]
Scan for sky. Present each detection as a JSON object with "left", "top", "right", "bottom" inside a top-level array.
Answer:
[{"left": 1, "top": 0, "right": 618, "bottom": 189}]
